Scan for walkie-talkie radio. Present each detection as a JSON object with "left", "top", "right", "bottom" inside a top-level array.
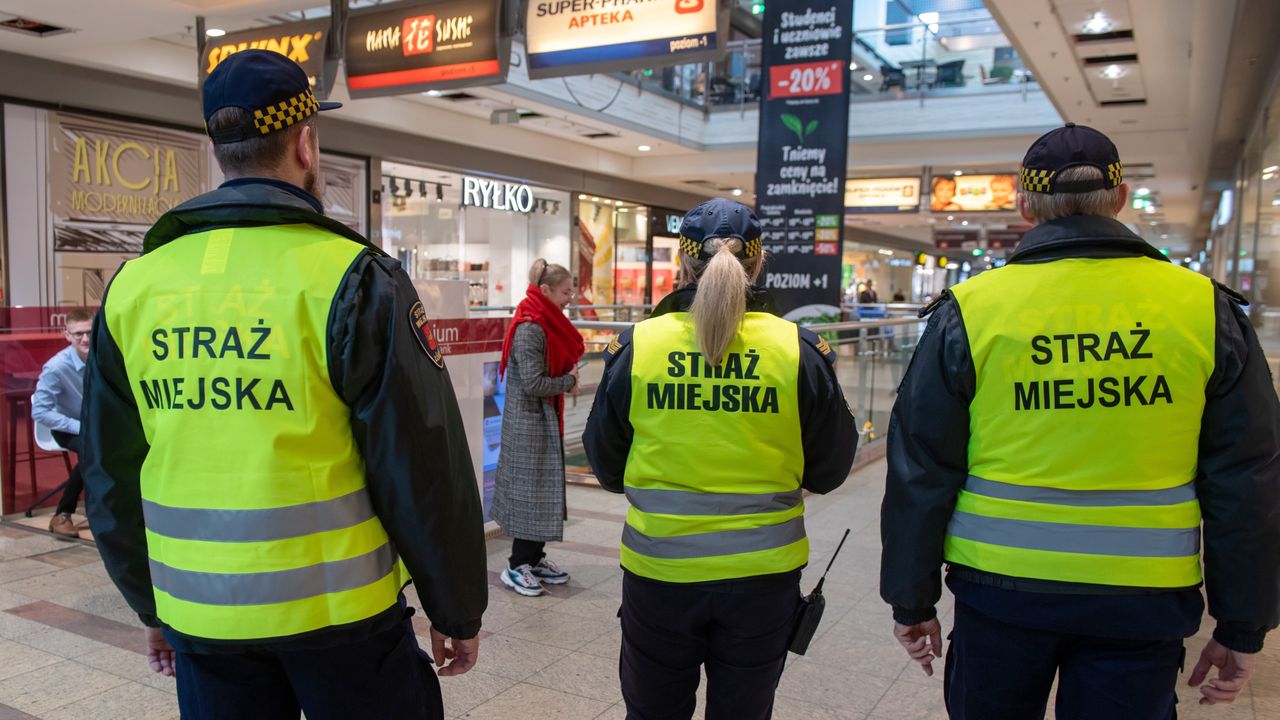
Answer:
[{"left": 788, "top": 528, "right": 851, "bottom": 655}]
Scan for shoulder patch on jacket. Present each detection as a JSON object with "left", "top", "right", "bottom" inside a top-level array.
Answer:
[
  {"left": 800, "top": 328, "right": 836, "bottom": 365},
  {"left": 919, "top": 289, "right": 954, "bottom": 318},
  {"left": 1213, "top": 281, "right": 1248, "bottom": 306},
  {"left": 409, "top": 302, "right": 445, "bottom": 369},
  {"left": 605, "top": 329, "right": 632, "bottom": 362}
]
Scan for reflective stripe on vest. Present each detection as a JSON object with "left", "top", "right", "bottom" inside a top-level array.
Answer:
[
  {"left": 104, "top": 224, "right": 407, "bottom": 640},
  {"left": 943, "top": 257, "right": 1214, "bottom": 589},
  {"left": 621, "top": 312, "right": 808, "bottom": 584}
]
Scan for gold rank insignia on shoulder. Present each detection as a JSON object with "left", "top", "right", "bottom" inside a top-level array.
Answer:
[
  {"left": 606, "top": 337, "right": 622, "bottom": 356},
  {"left": 409, "top": 301, "right": 445, "bottom": 369},
  {"left": 816, "top": 336, "right": 833, "bottom": 357}
]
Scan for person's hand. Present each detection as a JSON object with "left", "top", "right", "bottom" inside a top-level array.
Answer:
[
  {"left": 894, "top": 619, "right": 943, "bottom": 677},
  {"left": 145, "top": 626, "right": 175, "bottom": 677},
  {"left": 1188, "top": 639, "right": 1256, "bottom": 705},
  {"left": 569, "top": 367, "right": 581, "bottom": 395},
  {"left": 430, "top": 627, "right": 480, "bottom": 677}
]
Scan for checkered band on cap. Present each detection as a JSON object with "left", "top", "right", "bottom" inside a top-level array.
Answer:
[
  {"left": 679, "top": 234, "right": 762, "bottom": 260},
  {"left": 253, "top": 90, "right": 320, "bottom": 136},
  {"left": 1107, "top": 161, "right": 1124, "bottom": 187},
  {"left": 678, "top": 235, "right": 702, "bottom": 259},
  {"left": 743, "top": 238, "right": 762, "bottom": 258},
  {"left": 1020, "top": 167, "right": 1055, "bottom": 193}
]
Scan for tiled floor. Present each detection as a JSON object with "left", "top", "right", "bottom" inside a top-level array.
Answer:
[{"left": 1, "top": 459, "right": 1279, "bottom": 719}]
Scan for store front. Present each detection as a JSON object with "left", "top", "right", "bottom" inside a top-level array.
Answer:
[
  {"left": 0, "top": 102, "right": 368, "bottom": 515},
  {"left": 381, "top": 162, "right": 571, "bottom": 309},
  {"left": 575, "top": 199, "right": 684, "bottom": 316}
]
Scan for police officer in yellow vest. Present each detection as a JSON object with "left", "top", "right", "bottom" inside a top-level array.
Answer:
[
  {"left": 80, "top": 51, "right": 487, "bottom": 719},
  {"left": 584, "top": 199, "right": 858, "bottom": 719},
  {"left": 881, "top": 124, "right": 1280, "bottom": 719}
]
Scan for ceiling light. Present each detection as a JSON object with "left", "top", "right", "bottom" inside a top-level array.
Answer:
[
  {"left": 1099, "top": 64, "right": 1127, "bottom": 80},
  {"left": 637, "top": 145, "right": 652, "bottom": 152},
  {"left": 849, "top": 62, "right": 858, "bottom": 71},
  {"left": 1135, "top": 187, "right": 1151, "bottom": 196},
  {"left": 961, "top": 220, "right": 969, "bottom": 226},
  {"left": 953, "top": 170, "right": 964, "bottom": 176},
  {"left": 426, "top": 90, "right": 442, "bottom": 97},
  {"left": 1161, "top": 234, "right": 1169, "bottom": 240},
  {"left": 205, "top": 28, "right": 226, "bottom": 38},
  {"left": 731, "top": 188, "right": 743, "bottom": 196},
  {"left": 591, "top": 196, "right": 600, "bottom": 201},
  {"left": 615, "top": 200, "right": 625, "bottom": 206},
  {"left": 947, "top": 215, "right": 955, "bottom": 221},
  {"left": 1082, "top": 12, "right": 1112, "bottom": 34},
  {"left": 862, "top": 73, "right": 874, "bottom": 82},
  {"left": 436, "top": 183, "right": 444, "bottom": 201},
  {"left": 578, "top": 194, "right": 587, "bottom": 199},
  {"left": 618, "top": 207, "right": 629, "bottom": 213},
  {"left": 1264, "top": 165, "right": 1279, "bottom": 175}
]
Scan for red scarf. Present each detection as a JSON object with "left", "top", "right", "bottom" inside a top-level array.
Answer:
[{"left": 499, "top": 284, "right": 586, "bottom": 435}]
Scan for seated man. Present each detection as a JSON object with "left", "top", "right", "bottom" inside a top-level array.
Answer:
[{"left": 31, "top": 309, "right": 92, "bottom": 538}]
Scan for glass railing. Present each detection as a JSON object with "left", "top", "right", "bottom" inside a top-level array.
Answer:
[
  {"left": 608, "top": 18, "right": 1036, "bottom": 112},
  {"left": 560, "top": 315, "right": 928, "bottom": 476}
]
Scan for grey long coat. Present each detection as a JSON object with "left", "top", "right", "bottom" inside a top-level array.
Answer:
[{"left": 490, "top": 323, "right": 575, "bottom": 542}]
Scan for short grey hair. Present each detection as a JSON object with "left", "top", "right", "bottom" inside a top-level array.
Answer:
[
  {"left": 207, "top": 107, "right": 313, "bottom": 176},
  {"left": 1021, "top": 165, "right": 1122, "bottom": 223}
]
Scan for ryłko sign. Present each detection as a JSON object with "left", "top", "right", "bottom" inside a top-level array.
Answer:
[
  {"left": 462, "top": 177, "right": 536, "bottom": 213},
  {"left": 345, "top": 0, "right": 507, "bottom": 97},
  {"left": 525, "top": 0, "right": 724, "bottom": 79}
]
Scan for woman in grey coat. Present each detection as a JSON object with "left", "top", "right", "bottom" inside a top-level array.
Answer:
[{"left": 492, "top": 260, "right": 584, "bottom": 596}]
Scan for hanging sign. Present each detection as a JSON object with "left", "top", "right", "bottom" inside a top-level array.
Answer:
[
  {"left": 929, "top": 173, "right": 1018, "bottom": 212},
  {"left": 845, "top": 177, "right": 921, "bottom": 213},
  {"left": 200, "top": 19, "right": 336, "bottom": 98},
  {"left": 345, "top": 0, "right": 508, "bottom": 97},
  {"left": 754, "top": 3, "right": 852, "bottom": 322},
  {"left": 934, "top": 229, "right": 980, "bottom": 249},
  {"left": 524, "top": 0, "right": 725, "bottom": 79}
]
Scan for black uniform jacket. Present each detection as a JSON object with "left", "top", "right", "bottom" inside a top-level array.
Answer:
[
  {"left": 880, "top": 214, "right": 1280, "bottom": 653},
  {"left": 81, "top": 179, "right": 488, "bottom": 650},
  {"left": 583, "top": 286, "right": 859, "bottom": 511}
]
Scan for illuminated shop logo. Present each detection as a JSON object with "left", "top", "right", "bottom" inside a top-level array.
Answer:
[
  {"left": 205, "top": 32, "right": 322, "bottom": 74},
  {"left": 365, "top": 14, "right": 475, "bottom": 55},
  {"left": 463, "top": 177, "right": 536, "bottom": 213},
  {"left": 675, "top": 0, "right": 705, "bottom": 13}
]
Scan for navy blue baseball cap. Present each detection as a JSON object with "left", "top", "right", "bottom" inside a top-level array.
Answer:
[
  {"left": 1020, "top": 122, "right": 1123, "bottom": 195},
  {"left": 203, "top": 49, "right": 341, "bottom": 145},
  {"left": 678, "top": 199, "right": 763, "bottom": 261}
]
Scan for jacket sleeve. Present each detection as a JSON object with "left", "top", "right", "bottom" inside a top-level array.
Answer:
[
  {"left": 797, "top": 330, "right": 857, "bottom": 493},
  {"left": 582, "top": 330, "right": 633, "bottom": 494},
  {"left": 1197, "top": 286, "right": 1280, "bottom": 653},
  {"left": 508, "top": 324, "right": 575, "bottom": 398},
  {"left": 330, "top": 253, "right": 488, "bottom": 640},
  {"left": 31, "top": 359, "right": 81, "bottom": 435},
  {"left": 879, "top": 296, "right": 975, "bottom": 625},
  {"left": 81, "top": 291, "right": 159, "bottom": 627}
]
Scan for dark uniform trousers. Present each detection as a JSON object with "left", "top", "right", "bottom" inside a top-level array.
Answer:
[
  {"left": 173, "top": 612, "right": 443, "bottom": 720},
  {"left": 620, "top": 573, "right": 800, "bottom": 720},
  {"left": 945, "top": 601, "right": 1184, "bottom": 720}
]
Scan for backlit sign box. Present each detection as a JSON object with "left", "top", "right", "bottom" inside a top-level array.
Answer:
[
  {"left": 201, "top": 19, "right": 336, "bottom": 98},
  {"left": 462, "top": 177, "right": 535, "bottom": 213},
  {"left": 845, "top": 177, "right": 921, "bottom": 214},
  {"left": 525, "top": 0, "right": 726, "bottom": 80},
  {"left": 345, "top": 0, "right": 508, "bottom": 98}
]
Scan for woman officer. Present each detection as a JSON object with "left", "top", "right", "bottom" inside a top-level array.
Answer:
[{"left": 583, "top": 198, "right": 858, "bottom": 719}]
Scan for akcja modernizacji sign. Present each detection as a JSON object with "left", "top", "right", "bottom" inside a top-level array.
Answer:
[{"left": 754, "top": 4, "right": 853, "bottom": 322}]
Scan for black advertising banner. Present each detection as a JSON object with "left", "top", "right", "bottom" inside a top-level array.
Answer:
[
  {"left": 754, "top": 4, "right": 851, "bottom": 322},
  {"left": 934, "top": 228, "right": 980, "bottom": 249},
  {"left": 345, "top": 0, "right": 507, "bottom": 98},
  {"left": 201, "top": 19, "right": 336, "bottom": 98}
]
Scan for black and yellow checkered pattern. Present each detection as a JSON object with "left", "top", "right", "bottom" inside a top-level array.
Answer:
[
  {"left": 743, "top": 238, "right": 762, "bottom": 258},
  {"left": 1107, "top": 161, "right": 1123, "bottom": 187},
  {"left": 1020, "top": 167, "right": 1055, "bottom": 193},
  {"left": 679, "top": 234, "right": 762, "bottom": 259},
  {"left": 253, "top": 90, "right": 320, "bottom": 136}
]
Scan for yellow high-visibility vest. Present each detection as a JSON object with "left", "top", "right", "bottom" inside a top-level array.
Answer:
[
  {"left": 103, "top": 223, "right": 407, "bottom": 640},
  {"left": 622, "top": 311, "right": 807, "bottom": 583},
  {"left": 945, "top": 256, "right": 1216, "bottom": 588}
]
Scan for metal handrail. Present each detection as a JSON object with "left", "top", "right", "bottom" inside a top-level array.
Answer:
[{"left": 571, "top": 316, "right": 927, "bottom": 333}]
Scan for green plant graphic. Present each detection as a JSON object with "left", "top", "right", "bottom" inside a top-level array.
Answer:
[{"left": 780, "top": 113, "right": 819, "bottom": 144}]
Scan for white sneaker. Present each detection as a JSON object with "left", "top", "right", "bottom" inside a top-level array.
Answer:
[
  {"left": 501, "top": 564, "right": 546, "bottom": 597},
  {"left": 532, "top": 558, "right": 570, "bottom": 585}
]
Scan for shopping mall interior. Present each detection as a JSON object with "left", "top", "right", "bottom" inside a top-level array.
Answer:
[{"left": 0, "top": 0, "right": 1277, "bottom": 718}]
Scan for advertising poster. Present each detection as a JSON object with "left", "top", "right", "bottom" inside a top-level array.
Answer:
[
  {"left": 201, "top": 18, "right": 336, "bottom": 98},
  {"left": 934, "top": 228, "right": 980, "bottom": 249},
  {"left": 845, "top": 177, "right": 921, "bottom": 214},
  {"left": 345, "top": 0, "right": 508, "bottom": 97},
  {"left": 754, "top": 4, "right": 852, "bottom": 321},
  {"left": 482, "top": 360, "right": 505, "bottom": 521},
  {"left": 48, "top": 112, "right": 209, "bottom": 253},
  {"left": 525, "top": 0, "right": 724, "bottom": 79},
  {"left": 929, "top": 173, "right": 1017, "bottom": 212}
]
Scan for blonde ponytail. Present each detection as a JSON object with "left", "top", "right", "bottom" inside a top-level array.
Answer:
[
  {"left": 528, "top": 258, "right": 571, "bottom": 288},
  {"left": 689, "top": 240, "right": 751, "bottom": 366}
]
